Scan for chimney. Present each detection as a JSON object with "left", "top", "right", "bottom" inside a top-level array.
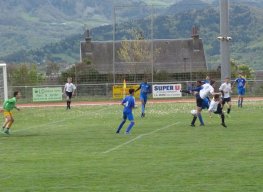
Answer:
[{"left": 191, "top": 25, "right": 199, "bottom": 39}]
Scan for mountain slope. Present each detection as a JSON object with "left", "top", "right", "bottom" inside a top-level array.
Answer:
[
  {"left": 0, "top": 0, "right": 150, "bottom": 58},
  {"left": 1, "top": 1, "right": 263, "bottom": 70}
]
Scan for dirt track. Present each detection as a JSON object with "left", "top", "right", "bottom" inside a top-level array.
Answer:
[{"left": 19, "top": 97, "right": 263, "bottom": 108}]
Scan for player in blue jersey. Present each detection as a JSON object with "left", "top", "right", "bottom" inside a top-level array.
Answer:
[
  {"left": 116, "top": 89, "right": 136, "bottom": 134},
  {"left": 232, "top": 73, "right": 246, "bottom": 107},
  {"left": 202, "top": 75, "right": 210, "bottom": 84},
  {"left": 135, "top": 79, "right": 152, "bottom": 117}
]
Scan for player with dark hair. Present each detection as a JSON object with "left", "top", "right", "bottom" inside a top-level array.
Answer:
[
  {"left": 135, "top": 78, "right": 152, "bottom": 118},
  {"left": 208, "top": 94, "right": 227, "bottom": 127},
  {"left": 116, "top": 88, "right": 136, "bottom": 134},
  {"left": 181, "top": 80, "right": 210, "bottom": 126},
  {"left": 190, "top": 80, "right": 218, "bottom": 127},
  {"left": 2, "top": 91, "right": 21, "bottom": 134}
]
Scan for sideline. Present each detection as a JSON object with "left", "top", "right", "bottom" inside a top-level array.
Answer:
[
  {"left": 18, "top": 97, "right": 263, "bottom": 108},
  {"left": 18, "top": 100, "right": 194, "bottom": 108},
  {"left": 101, "top": 122, "right": 179, "bottom": 154}
]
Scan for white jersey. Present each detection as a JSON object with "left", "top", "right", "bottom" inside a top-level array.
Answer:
[
  {"left": 208, "top": 99, "right": 219, "bottom": 112},
  {"left": 219, "top": 82, "right": 231, "bottom": 98},
  {"left": 64, "top": 83, "right": 76, "bottom": 93},
  {"left": 199, "top": 83, "right": 214, "bottom": 99}
]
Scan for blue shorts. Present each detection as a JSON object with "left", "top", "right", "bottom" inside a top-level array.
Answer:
[
  {"left": 202, "top": 97, "right": 210, "bottom": 109},
  {"left": 140, "top": 95, "right": 148, "bottom": 104},
  {"left": 237, "top": 87, "right": 245, "bottom": 96},
  {"left": 123, "top": 111, "right": 134, "bottom": 121}
]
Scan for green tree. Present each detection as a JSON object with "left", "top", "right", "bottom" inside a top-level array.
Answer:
[
  {"left": 46, "top": 61, "right": 60, "bottom": 76},
  {"left": 60, "top": 60, "right": 102, "bottom": 84},
  {"left": 117, "top": 28, "right": 161, "bottom": 77},
  {"left": 231, "top": 60, "right": 254, "bottom": 79},
  {"left": 8, "top": 64, "right": 44, "bottom": 86}
]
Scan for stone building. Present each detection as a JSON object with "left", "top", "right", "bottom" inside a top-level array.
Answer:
[{"left": 80, "top": 31, "right": 207, "bottom": 75}]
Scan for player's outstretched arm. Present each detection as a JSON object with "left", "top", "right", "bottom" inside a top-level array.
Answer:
[{"left": 180, "top": 90, "right": 191, "bottom": 94}]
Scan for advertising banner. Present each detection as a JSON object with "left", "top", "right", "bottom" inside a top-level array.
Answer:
[
  {"left": 33, "top": 87, "right": 62, "bottom": 102},
  {"left": 152, "top": 84, "right": 182, "bottom": 98},
  {"left": 112, "top": 85, "right": 140, "bottom": 99}
]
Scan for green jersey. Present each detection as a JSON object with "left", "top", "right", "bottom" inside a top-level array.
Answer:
[{"left": 3, "top": 97, "right": 17, "bottom": 111}]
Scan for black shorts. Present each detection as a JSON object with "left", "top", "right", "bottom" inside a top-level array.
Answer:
[
  {"left": 222, "top": 97, "right": 231, "bottom": 105},
  {"left": 196, "top": 94, "right": 203, "bottom": 108},
  {"left": 66, "top": 91, "right": 73, "bottom": 99},
  {"left": 214, "top": 103, "right": 223, "bottom": 114}
]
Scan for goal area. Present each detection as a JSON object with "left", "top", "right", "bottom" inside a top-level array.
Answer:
[{"left": 0, "top": 63, "right": 8, "bottom": 102}]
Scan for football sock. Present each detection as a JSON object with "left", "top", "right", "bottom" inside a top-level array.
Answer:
[
  {"left": 116, "top": 120, "right": 126, "bottom": 133},
  {"left": 238, "top": 100, "right": 240, "bottom": 107},
  {"left": 126, "top": 122, "right": 135, "bottom": 133},
  {"left": 4, "top": 128, "right": 10, "bottom": 134},
  {"left": 141, "top": 104, "right": 145, "bottom": 113},
  {"left": 227, "top": 108, "right": 231, "bottom": 114},
  {"left": 191, "top": 116, "right": 197, "bottom": 125},
  {"left": 221, "top": 114, "right": 225, "bottom": 123},
  {"left": 197, "top": 114, "right": 204, "bottom": 125}
]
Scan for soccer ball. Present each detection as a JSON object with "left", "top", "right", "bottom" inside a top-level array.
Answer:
[{"left": 190, "top": 109, "right": 197, "bottom": 116}]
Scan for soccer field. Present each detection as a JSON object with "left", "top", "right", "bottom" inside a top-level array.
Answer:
[{"left": 1, "top": 101, "right": 262, "bottom": 192}]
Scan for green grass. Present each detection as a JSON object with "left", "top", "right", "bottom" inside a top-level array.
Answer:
[{"left": 1, "top": 101, "right": 263, "bottom": 192}]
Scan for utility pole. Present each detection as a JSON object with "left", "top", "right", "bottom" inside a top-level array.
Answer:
[
  {"left": 218, "top": 0, "right": 231, "bottom": 81},
  {"left": 112, "top": 6, "right": 116, "bottom": 84}
]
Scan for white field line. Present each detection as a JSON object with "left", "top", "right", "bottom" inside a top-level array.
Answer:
[
  {"left": 0, "top": 176, "right": 12, "bottom": 182},
  {"left": 12, "top": 119, "right": 67, "bottom": 133},
  {"left": 19, "top": 102, "right": 120, "bottom": 108},
  {"left": 12, "top": 107, "right": 108, "bottom": 133},
  {"left": 102, "top": 122, "right": 179, "bottom": 154}
]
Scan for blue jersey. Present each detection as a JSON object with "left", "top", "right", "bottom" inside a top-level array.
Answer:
[
  {"left": 191, "top": 85, "right": 202, "bottom": 92},
  {"left": 235, "top": 77, "right": 246, "bottom": 88},
  {"left": 139, "top": 82, "right": 151, "bottom": 96},
  {"left": 202, "top": 80, "right": 210, "bottom": 84},
  {"left": 122, "top": 95, "right": 135, "bottom": 114}
]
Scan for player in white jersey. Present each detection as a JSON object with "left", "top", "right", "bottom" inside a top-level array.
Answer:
[
  {"left": 208, "top": 94, "right": 227, "bottom": 127},
  {"left": 219, "top": 77, "right": 232, "bottom": 114},
  {"left": 64, "top": 77, "right": 76, "bottom": 109},
  {"left": 191, "top": 80, "right": 218, "bottom": 127},
  {"left": 199, "top": 82, "right": 215, "bottom": 99}
]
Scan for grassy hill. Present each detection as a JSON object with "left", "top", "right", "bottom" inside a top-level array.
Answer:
[
  {"left": 0, "top": 0, "right": 153, "bottom": 58},
  {"left": 0, "top": 0, "right": 213, "bottom": 59},
  {"left": 1, "top": 0, "right": 263, "bottom": 70}
]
